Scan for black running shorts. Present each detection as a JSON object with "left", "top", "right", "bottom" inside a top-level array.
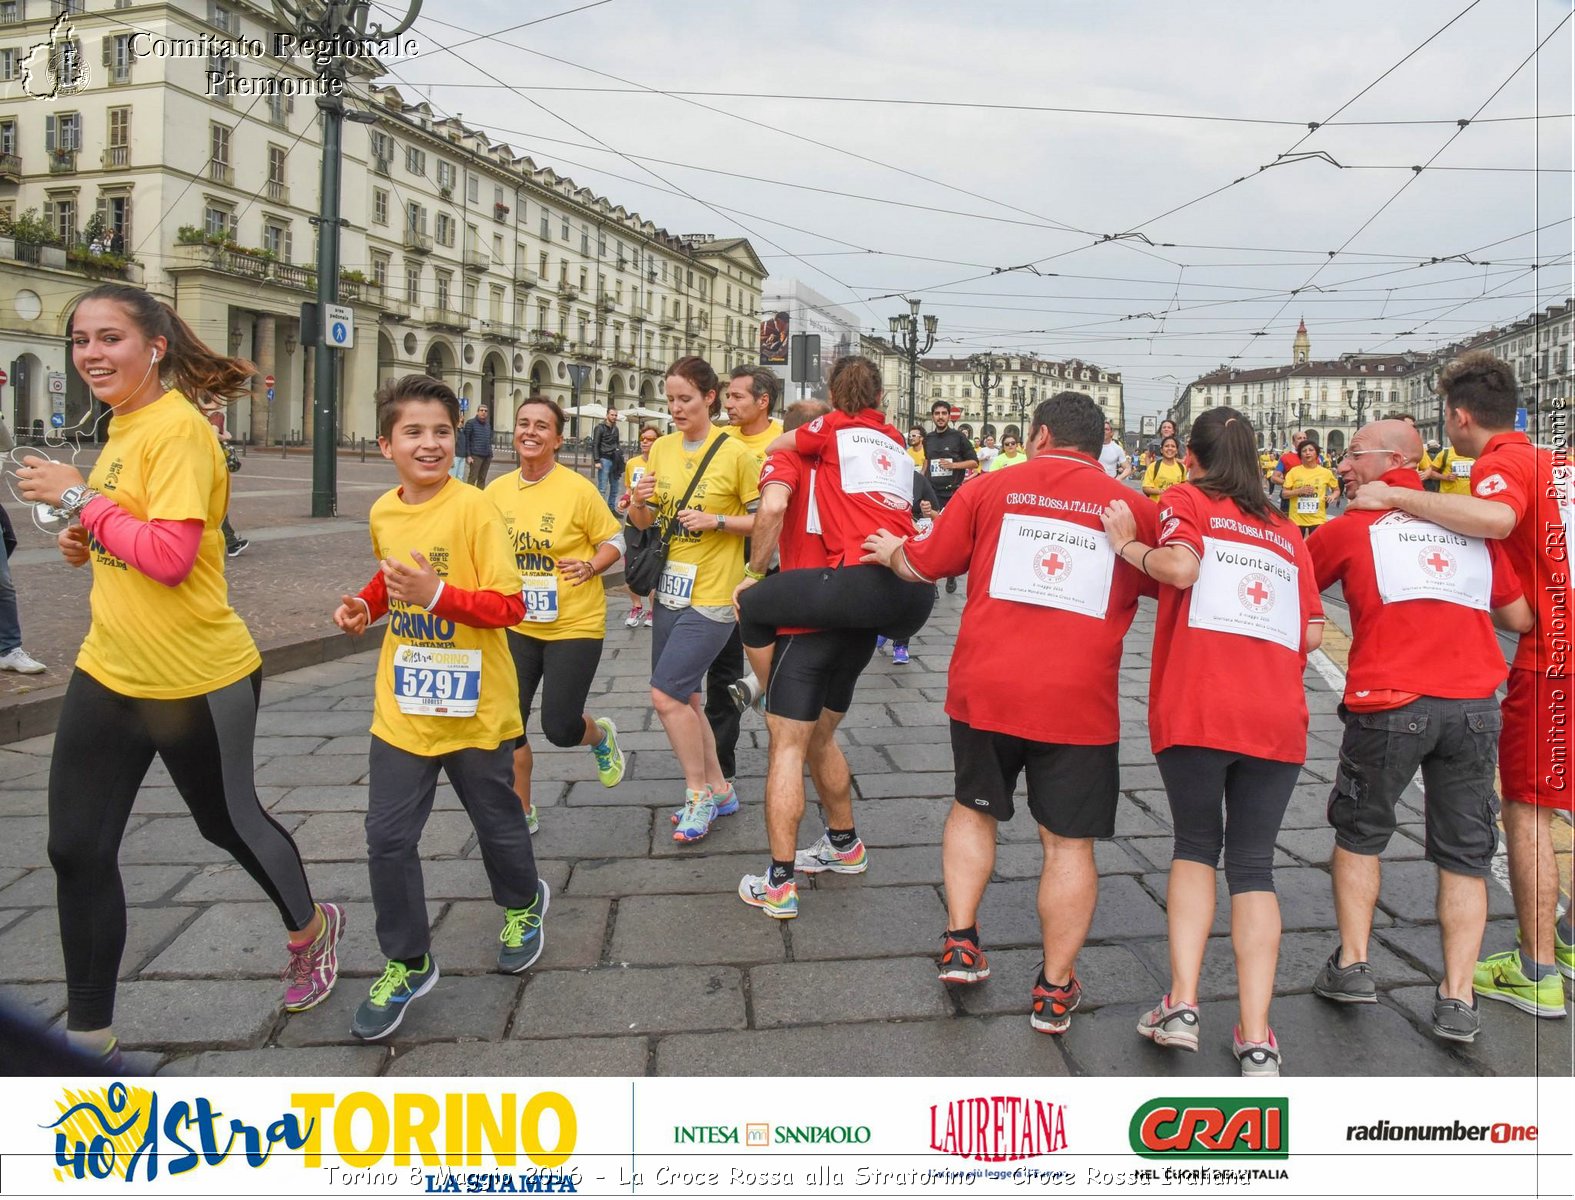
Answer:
[
  {"left": 764, "top": 629, "right": 878, "bottom": 723},
  {"left": 949, "top": 718, "right": 1119, "bottom": 837}
]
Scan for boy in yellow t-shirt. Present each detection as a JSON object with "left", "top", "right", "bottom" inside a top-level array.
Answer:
[
  {"left": 332, "top": 375, "right": 543, "bottom": 1042},
  {"left": 1282, "top": 440, "right": 1340, "bottom": 535}
]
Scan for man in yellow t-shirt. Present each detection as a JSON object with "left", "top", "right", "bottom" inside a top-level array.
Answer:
[
  {"left": 1282, "top": 440, "right": 1340, "bottom": 535},
  {"left": 486, "top": 397, "right": 628, "bottom": 834},
  {"left": 1428, "top": 443, "right": 1477, "bottom": 496},
  {"left": 332, "top": 376, "right": 543, "bottom": 1042}
]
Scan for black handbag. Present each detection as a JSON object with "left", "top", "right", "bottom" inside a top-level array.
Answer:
[
  {"left": 624, "top": 436, "right": 727, "bottom": 595},
  {"left": 225, "top": 446, "right": 242, "bottom": 473}
]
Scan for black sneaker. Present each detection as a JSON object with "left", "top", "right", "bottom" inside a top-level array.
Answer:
[
  {"left": 1312, "top": 947, "right": 1377, "bottom": 1004},
  {"left": 945, "top": 576, "right": 957, "bottom": 594},
  {"left": 1432, "top": 992, "right": 1481, "bottom": 1043},
  {"left": 226, "top": 538, "right": 249, "bottom": 558},
  {"left": 351, "top": 955, "right": 439, "bottom": 1040}
]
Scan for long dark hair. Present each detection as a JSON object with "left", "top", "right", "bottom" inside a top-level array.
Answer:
[
  {"left": 69, "top": 283, "right": 256, "bottom": 403},
  {"left": 1187, "top": 406, "right": 1281, "bottom": 523}
]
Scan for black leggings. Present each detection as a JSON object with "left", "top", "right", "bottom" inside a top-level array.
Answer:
[
  {"left": 507, "top": 630, "right": 603, "bottom": 748},
  {"left": 738, "top": 564, "right": 935, "bottom": 649},
  {"left": 1155, "top": 744, "right": 1302, "bottom": 895},
  {"left": 48, "top": 669, "right": 315, "bottom": 1030}
]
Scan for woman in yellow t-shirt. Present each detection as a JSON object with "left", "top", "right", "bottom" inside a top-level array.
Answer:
[
  {"left": 1143, "top": 435, "right": 1187, "bottom": 502},
  {"left": 14, "top": 283, "right": 340, "bottom": 1064},
  {"left": 618, "top": 424, "right": 661, "bottom": 627},
  {"left": 1282, "top": 440, "right": 1340, "bottom": 536},
  {"left": 627, "top": 357, "right": 759, "bottom": 842},
  {"left": 486, "top": 396, "right": 629, "bottom": 834}
]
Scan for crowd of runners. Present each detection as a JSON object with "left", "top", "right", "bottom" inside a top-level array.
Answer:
[{"left": 12, "top": 281, "right": 1573, "bottom": 1077}]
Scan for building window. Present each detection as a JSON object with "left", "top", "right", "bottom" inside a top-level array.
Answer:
[
  {"left": 266, "top": 144, "right": 287, "bottom": 200},
  {"left": 105, "top": 33, "right": 133, "bottom": 83},
  {"left": 208, "top": 123, "right": 232, "bottom": 184},
  {"left": 261, "top": 219, "right": 291, "bottom": 261},
  {"left": 372, "top": 252, "right": 390, "bottom": 290},
  {"left": 267, "top": 92, "right": 292, "bottom": 129},
  {"left": 405, "top": 145, "right": 425, "bottom": 176},
  {"left": 466, "top": 172, "right": 479, "bottom": 204},
  {"left": 434, "top": 212, "right": 454, "bottom": 247},
  {"left": 372, "top": 188, "right": 389, "bottom": 226},
  {"left": 540, "top": 211, "right": 551, "bottom": 240},
  {"left": 207, "top": 53, "right": 233, "bottom": 100},
  {"left": 435, "top": 270, "right": 452, "bottom": 310},
  {"left": 462, "top": 281, "right": 476, "bottom": 317},
  {"left": 561, "top": 215, "right": 569, "bottom": 240},
  {"left": 103, "top": 107, "right": 129, "bottom": 167},
  {"left": 436, "top": 160, "right": 455, "bottom": 195},
  {"left": 405, "top": 264, "right": 420, "bottom": 305},
  {"left": 208, "top": 2, "right": 237, "bottom": 33},
  {"left": 0, "top": 3, "right": 19, "bottom": 22},
  {"left": 0, "top": 119, "right": 15, "bottom": 156},
  {"left": 48, "top": 197, "right": 77, "bottom": 243},
  {"left": 406, "top": 201, "right": 426, "bottom": 235},
  {"left": 580, "top": 226, "right": 589, "bottom": 255},
  {"left": 203, "top": 203, "right": 234, "bottom": 240},
  {"left": 0, "top": 49, "right": 18, "bottom": 81}
]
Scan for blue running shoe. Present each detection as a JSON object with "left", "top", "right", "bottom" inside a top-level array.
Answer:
[{"left": 673, "top": 791, "right": 719, "bottom": 842}]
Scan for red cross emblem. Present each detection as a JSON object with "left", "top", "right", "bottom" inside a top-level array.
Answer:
[
  {"left": 1033, "top": 545, "right": 1073, "bottom": 585},
  {"left": 874, "top": 452, "right": 893, "bottom": 474},
  {"left": 1419, "top": 545, "right": 1457, "bottom": 580},
  {"left": 1237, "top": 572, "right": 1275, "bottom": 612}
]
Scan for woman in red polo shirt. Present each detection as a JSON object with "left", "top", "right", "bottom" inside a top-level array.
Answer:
[{"left": 1102, "top": 406, "right": 1324, "bottom": 1078}]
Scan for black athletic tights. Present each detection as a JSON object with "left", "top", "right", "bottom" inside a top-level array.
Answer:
[
  {"left": 738, "top": 564, "right": 935, "bottom": 649},
  {"left": 48, "top": 669, "right": 316, "bottom": 1029}
]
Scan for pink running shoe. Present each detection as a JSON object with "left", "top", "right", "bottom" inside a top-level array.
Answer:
[{"left": 283, "top": 901, "right": 345, "bottom": 1013}]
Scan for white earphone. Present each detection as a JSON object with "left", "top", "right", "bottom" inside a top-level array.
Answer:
[{"left": 151, "top": 349, "right": 159, "bottom": 363}]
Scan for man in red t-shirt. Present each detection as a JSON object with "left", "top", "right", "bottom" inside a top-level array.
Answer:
[
  {"left": 1350, "top": 353, "right": 1573, "bottom": 1018},
  {"left": 1310, "top": 419, "right": 1532, "bottom": 1041},
  {"left": 735, "top": 402, "right": 877, "bottom": 920},
  {"left": 1272, "top": 431, "right": 1312, "bottom": 514},
  {"left": 864, "top": 391, "right": 1158, "bottom": 1036}
]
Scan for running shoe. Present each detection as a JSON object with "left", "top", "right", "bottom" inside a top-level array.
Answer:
[
  {"left": 1474, "top": 949, "right": 1568, "bottom": 1018},
  {"left": 1517, "top": 924, "right": 1575, "bottom": 980},
  {"left": 497, "top": 880, "right": 551, "bottom": 973},
  {"left": 738, "top": 872, "right": 798, "bottom": 919},
  {"left": 938, "top": 933, "right": 990, "bottom": 984},
  {"left": 1432, "top": 992, "right": 1481, "bottom": 1043},
  {"left": 1312, "top": 947, "right": 1378, "bottom": 1004},
  {"left": 945, "top": 577, "right": 957, "bottom": 594},
  {"left": 794, "top": 831, "right": 868, "bottom": 875},
  {"left": 350, "top": 956, "right": 439, "bottom": 1041},
  {"left": 643, "top": 610, "right": 653, "bottom": 628},
  {"left": 624, "top": 605, "right": 643, "bottom": 628},
  {"left": 1232, "top": 1026, "right": 1281, "bottom": 1077},
  {"left": 1030, "top": 972, "right": 1082, "bottom": 1035},
  {"left": 283, "top": 901, "right": 345, "bottom": 1013},
  {"left": 525, "top": 803, "right": 539, "bottom": 834},
  {"left": 727, "top": 673, "right": 762, "bottom": 713},
  {"left": 591, "top": 717, "right": 625, "bottom": 787},
  {"left": 0, "top": 648, "right": 46, "bottom": 674},
  {"left": 1137, "top": 993, "right": 1200, "bottom": 1051},
  {"left": 671, "top": 782, "right": 740, "bottom": 825},
  {"left": 226, "top": 538, "right": 249, "bottom": 558},
  {"left": 892, "top": 645, "right": 910, "bottom": 665},
  {"left": 875, "top": 636, "right": 890, "bottom": 655},
  {"left": 673, "top": 792, "right": 719, "bottom": 842}
]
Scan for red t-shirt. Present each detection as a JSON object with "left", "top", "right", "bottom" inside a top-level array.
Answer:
[
  {"left": 1307, "top": 468, "right": 1521, "bottom": 703},
  {"left": 758, "top": 448, "right": 830, "bottom": 638},
  {"left": 903, "top": 450, "right": 1159, "bottom": 745},
  {"left": 1150, "top": 483, "right": 1324, "bottom": 762},
  {"left": 792, "top": 408, "right": 917, "bottom": 566},
  {"left": 1470, "top": 432, "right": 1572, "bottom": 677}
]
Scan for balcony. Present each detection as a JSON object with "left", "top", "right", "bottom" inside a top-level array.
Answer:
[
  {"left": 658, "top": 315, "right": 676, "bottom": 330},
  {"left": 423, "top": 306, "right": 470, "bottom": 331},
  {"left": 513, "top": 267, "right": 538, "bottom": 289},
  {"left": 463, "top": 248, "right": 489, "bottom": 273},
  {"left": 169, "top": 241, "right": 382, "bottom": 306},
  {"left": 403, "top": 226, "right": 433, "bottom": 254},
  {"left": 480, "top": 320, "right": 519, "bottom": 343},
  {"left": 101, "top": 145, "right": 129, "bottom": 168},
  {"left": 597, "top": 295, "right": 616, "bottom": 313},
  {"left": 379, "top": 296, "right": 412, "bottom": 322},
  {"left": 0, "top": 153, "right": 19, "bottom": 183},
  {"left": 570, "top": 341, "right": 601, "bottom": 361},
  {"left": 49, "top": 149, "right": 78, "bottom": 175},
  {"left": 684, "top": 320, "right": 700, "bottom": 337},
  {"left": 528, "top": 330, "right": 566, "bottom": 353},
  {"left": 266, "top": 180, "right": 289, "bottom": 204},
  {"left": 558, "top": 281, "right": 580, "bottom": 301},
  {"left": 208, "top": 160, "right": 233, "bottom": 186},
  {"left": 493, "top": 202, "right": 510, "bottom": 221},
  {"left": 608, "top": 356, "right": 636, "bottom": 370}
]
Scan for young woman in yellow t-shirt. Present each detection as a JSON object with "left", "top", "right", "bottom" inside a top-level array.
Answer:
[
  {"left": 618, "top": 424, "right": 661, "bottom": 627},
  {"left": 14, "top": 283, "right": 341, "bottom": 1065},
  {"left": 1143, "top": 435, "right": 1187, "bottom": 502},
  {"left": 1282, "top": 440, "right": 1340, "bottom": 536}
]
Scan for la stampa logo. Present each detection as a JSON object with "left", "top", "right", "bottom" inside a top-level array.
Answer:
[{"left": 21, "top": 12, "right": 91, "bottom": 98}]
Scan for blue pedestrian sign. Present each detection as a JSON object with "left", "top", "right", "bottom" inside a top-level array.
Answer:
[
  {"left": 459, "top": 397, "right": 469, "bottom": 412},
  {"left": 266, "top": 387, "right": 275, "bottom": 403},
  {"left": 331, "top": 322, "right": 348, "bottom": 344},
  {"left": 324, "top": 303, "right": 355, "bottom": 349},
  {"left": 50, "top": 412, "right": 64, "bottom": 428},
  {"left": 1515, "top": 407, "right": 1528, "bottom": 432}
]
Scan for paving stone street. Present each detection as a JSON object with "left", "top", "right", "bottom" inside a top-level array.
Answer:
[{"left": 1, "top": 578, "right": 1571, "bottom": 1079}]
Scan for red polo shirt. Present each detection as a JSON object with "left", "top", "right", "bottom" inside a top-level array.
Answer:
[
  {"left": 792, "top": 408, "right": 917, "bottom": 566},
  {"left": 757, "top": 448, "right": 829, "bottom": 637}
]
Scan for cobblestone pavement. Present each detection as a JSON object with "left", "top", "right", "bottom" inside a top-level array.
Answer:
[{"left": 2, "top": 578, "right": 1570, "bottom": 1079}]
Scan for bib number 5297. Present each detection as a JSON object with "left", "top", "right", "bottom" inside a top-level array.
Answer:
[{"left": 398, "top": 667, "right": 474, "bottom": 701}]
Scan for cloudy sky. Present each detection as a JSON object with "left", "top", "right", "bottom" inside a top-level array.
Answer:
[{"left": 374, "top": 0, "right": 1574, "bottom": 418}]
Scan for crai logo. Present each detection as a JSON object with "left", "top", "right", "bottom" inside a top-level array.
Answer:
[
  {"left": 1129, "top": 1097, "right": 1288, "bottom": 1160},
  {"left": 21, "top": 11, "right": 91, "bottom": 99}
]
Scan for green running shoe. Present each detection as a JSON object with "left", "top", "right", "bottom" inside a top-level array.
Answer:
[
  {"left": 1474, "top": 949, "right": 1568, "bottom": 1018},
  {"left": 591, "top": 717, "right": 625, "bottom": 787},
  {"left": 351, "top": 956, "right": 439, "bottom": 1041},
  {"left": 498, "top": 880, "right": 551, "bottom": 973}
]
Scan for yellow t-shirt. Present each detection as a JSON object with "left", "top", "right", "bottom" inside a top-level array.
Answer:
[
  {"left": 369, "top": 478, "right": 523, "bottom": 755},
  {"left": 644, "top": 427, "right": 761, "bottom": 606},
  {"left": 485, "top": 464, "right": 622, "bottom": 640},
  {"left": 907, "top": 445, "right": 926, "bottom": 470},
  {"left": 78, "top": 389, "right": 261, "bottom": 699},
  {"left": 1284, "top": 464, "right": 1340, "bottom": 526},
  {"left": 1144, "top": 458, "right": 1187, "bottom": 501},
  {"left": 623, "top": 454, "right": 651, "bottom": 492},
  {"left": 723, "top": 419, "right": 783, "bottom": 474},
  {"left": 1432, "top": 447, "right": 1476, "bottom": 496}
]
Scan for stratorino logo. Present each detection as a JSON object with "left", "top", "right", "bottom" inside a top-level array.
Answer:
[
  {"left": 1347, "top": 1120, "right": 1537, "bottom": 1144},
  {"left": 928, "top": 1096, "right": 1067, "bottom": 1163},
  {"left": 1130, "top": 1098, "right": 1288, "bottom": 1160}
]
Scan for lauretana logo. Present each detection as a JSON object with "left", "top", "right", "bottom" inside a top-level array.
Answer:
[
  {"left": 928, "top": 1096, "right": 1068, "bottom": 1163},
  {"left": 1129, "top": 1098, "right": 1288, "bottom": 1160}
]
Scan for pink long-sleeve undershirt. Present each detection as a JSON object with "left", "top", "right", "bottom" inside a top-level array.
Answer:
[{"left": 79, "top": 496, "right": 204, "bottom": 588}]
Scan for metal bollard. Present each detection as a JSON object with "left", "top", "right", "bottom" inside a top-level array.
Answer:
[{"left": 359, "top": 437, "right": 366, "bottom": 463}]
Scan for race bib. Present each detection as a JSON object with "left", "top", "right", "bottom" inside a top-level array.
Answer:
[
  {"left": 1188, "top": 536, "right": 1302, "bottom": 651},
  {"left": 987, "top": 514, "right": 1115, "bottom": 620},
  {"left": 836, "top": 428, "right": 914, "bottom": 510},
  {"left": 930, "top": 460, "right": 951, "bottom": 478},
  {"left": 1369, "top": 516, "right": 1490, "bottom": 610},
  {"left": 392, "top": 645, "right": 481, "bottom": 718},
  {"left": 630, "top": 467, "right": 646, "bottom": 488},
  {"left": 520, "top": 572, "right": 559, "bottom": 623},
  {"left": 657, "top": 560, "right": 697, "bottom": 609},
  {"left": 1296, "top": 496, "right": 1320, "bottom": 515},
  {"left": 1450, "top": 459, "right": 1472, "bottom": 479}
]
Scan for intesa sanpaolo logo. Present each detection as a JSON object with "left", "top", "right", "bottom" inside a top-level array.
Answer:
[
  {"left": 929, "top": 1096, "right": 1067, "bottom": 1163},
  {"left": 1129, "top": 1097, "right": 1288, "bottom": 1160}
]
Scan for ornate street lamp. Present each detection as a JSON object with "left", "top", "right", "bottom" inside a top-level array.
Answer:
[
  {"left": 1345, "top": 384, "right": 1370, "bottom": 436},
  {"left": 888, "top": 298, "right": 937, "bottom": 431},
  {"left": 970, "top": 352, "right": 1002, "bottom": 441},
  {"left": 271, "top": 0, "right": 423, "bottom": 516}
]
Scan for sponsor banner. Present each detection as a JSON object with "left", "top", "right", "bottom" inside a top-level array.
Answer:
[{"left": 0, "top": 1076, "right": 1568, "bottom": 1197}]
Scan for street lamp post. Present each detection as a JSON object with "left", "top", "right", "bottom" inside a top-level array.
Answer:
[
  {"left": 970, "top": 353, "right": 1002, "bottom": 442},
  {"left": 272, "top": 0, "right": 422, "bottom": 517},
  {"left": 1345, "top": 385, "right": 1370, "bottom": 439},
  {"left": 887, "top": 298, "right": 937, "bottom": 432}
]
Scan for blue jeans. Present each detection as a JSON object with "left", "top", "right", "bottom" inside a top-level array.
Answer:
[
  {"left": 0, "top": 547, "right": 21, "bottom": 654},
  {"left": 596, "top": 456, "right": 618, "bottom": 508}
]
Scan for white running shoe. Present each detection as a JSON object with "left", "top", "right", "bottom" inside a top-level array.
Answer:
[{"left": 0, "top": 648, "right": 46, "bottom": 674}]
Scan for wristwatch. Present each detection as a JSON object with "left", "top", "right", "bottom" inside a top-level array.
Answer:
[
  {"left": 715, "top": 514, "right": 727, "bottom": 531},
  {"left": 58, "top": 485, "right": 99, "bottom": 519}
]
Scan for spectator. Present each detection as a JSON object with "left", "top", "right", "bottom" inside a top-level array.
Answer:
[
  {"left": 462, "top": 403, "right": 495, "bottom": 488},
  {"left": 196, "top": 396, "right": 248, "bottom": 558},
  {"left": 591, "top": 408, "right": 623, "bottom": 509},
  {"left": 0, "top": 503, "right": 45, "bottom": 674}
]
